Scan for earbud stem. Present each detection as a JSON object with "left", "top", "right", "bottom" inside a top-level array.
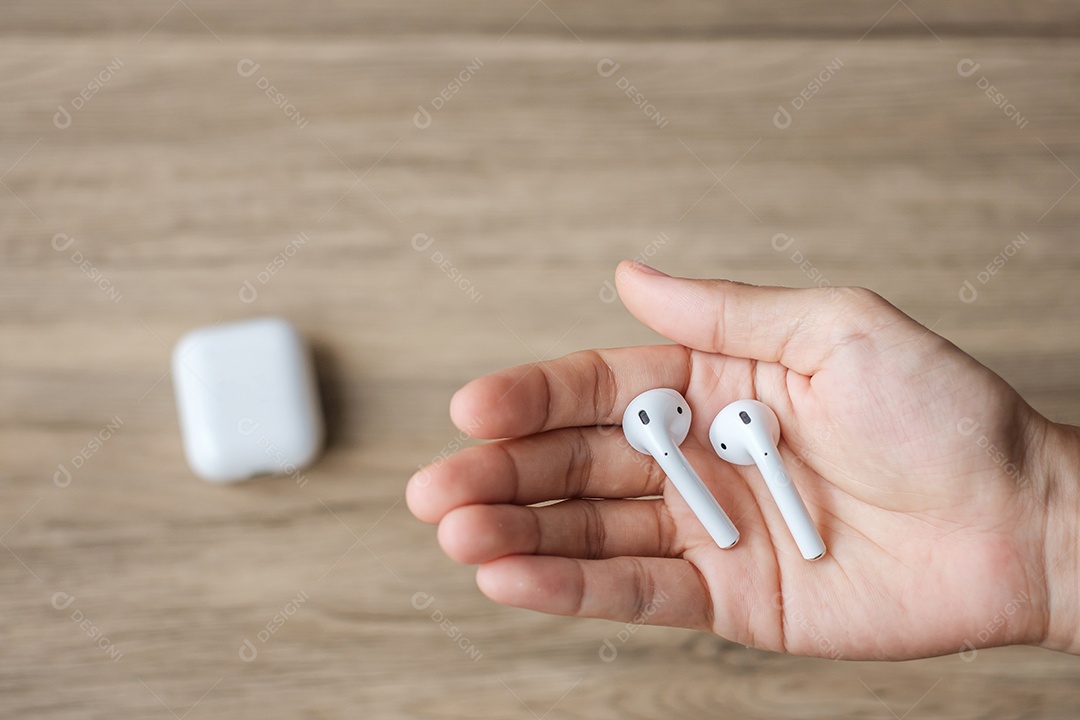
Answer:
[
  {"left": 750, "top": 437, "right": 826, "bottom": 561},
  {"left": 654, "top": 438, "right": 740, "bottom": 549}
]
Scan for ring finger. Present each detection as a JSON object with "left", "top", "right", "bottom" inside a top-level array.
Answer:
[{"left": 437, "top": 498, "right": 679, "bottom": 564}]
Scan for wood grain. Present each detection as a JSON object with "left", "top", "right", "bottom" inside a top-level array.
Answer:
[
  {"left": 2, "top": 3, "right": 1079, "bottom": 718},
  {"left": 3, "top": 1, "right": 1080, "bottom": 38}
]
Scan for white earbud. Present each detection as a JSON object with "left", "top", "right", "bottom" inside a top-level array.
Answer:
[
  {"left": 622, "top": 389, "right": 739, "bottom": 549},
  {"left": 709, "top": 400, "right": 825, "bottom": 560}
]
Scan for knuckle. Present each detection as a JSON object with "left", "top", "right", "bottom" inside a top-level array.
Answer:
[
  {"left": 584, "top": 349, "right": 619, "bottom": 423},
  {"left": 654, "top": 501, "right": 678, "bottom": 558},
  {"left": 627, "top": 556, "right": 656, "bottom": 620},
  {"left": 581, "top": 501, "right": 607, "bottom": 560},
  {"left": 566, "top": 428, "right": 594, "bottom": 498},
  {"left": 828, "top": 286, "right": 898, "bottom": 335},
  {"left": 835, "top": 285, "right": 883, "bottom": 310}
]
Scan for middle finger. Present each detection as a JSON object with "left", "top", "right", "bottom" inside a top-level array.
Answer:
[{"left": 407, "top": 426, "right": 667, "bottom": 524}]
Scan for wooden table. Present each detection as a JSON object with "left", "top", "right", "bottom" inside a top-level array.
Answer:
[{"left": 2, "top": 2, "right": 1079, "bottom": 717}]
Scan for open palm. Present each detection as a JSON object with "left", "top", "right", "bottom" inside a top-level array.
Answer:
[{"left": 407, "top": 261, "right": 1060, "bottom": 660}]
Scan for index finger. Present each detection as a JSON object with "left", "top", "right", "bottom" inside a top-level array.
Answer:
[{"left": 449, "top": 345, "right": 692, "bottom": 439}]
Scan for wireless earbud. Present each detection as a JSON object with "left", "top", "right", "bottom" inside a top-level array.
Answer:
[
  {"left": 622, "top": 389, "right": 739, "bottom": 549},
  {"left": 709, "top": 400, "right": 826, "bottom": 560}
]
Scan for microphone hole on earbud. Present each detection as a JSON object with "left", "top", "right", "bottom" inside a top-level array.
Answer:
[
  {"left": 664, "top": 452, "right": 668, "bottom": 456},
  {"left": 720, "top": 443, "right": 727, "bottom": 450},
  {"left": 676, "top": 406, "right": 682, "bottom": 414}
]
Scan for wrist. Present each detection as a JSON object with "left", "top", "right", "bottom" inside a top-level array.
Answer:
[{"left": 1034, "top": 418, "right": 1080, "bottom": 654}]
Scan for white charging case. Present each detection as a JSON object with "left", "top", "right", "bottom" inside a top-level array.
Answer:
[{"left": 171, "top": 317, "right": 324, "bottom": 483}]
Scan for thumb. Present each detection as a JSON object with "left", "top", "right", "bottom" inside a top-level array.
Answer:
[{"left": 614, "top": 260, "right": 883, "bottom": 375}]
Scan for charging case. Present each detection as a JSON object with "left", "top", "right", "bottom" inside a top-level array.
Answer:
[{"left": 171, "top": 317, "right": 324, "bottom": 483}]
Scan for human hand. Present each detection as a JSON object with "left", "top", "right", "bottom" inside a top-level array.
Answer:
[{"left": 407, "top": 261, "right": 1080, "bottom": 660}]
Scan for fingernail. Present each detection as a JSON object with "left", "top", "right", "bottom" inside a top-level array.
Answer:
[{"left": 630, "top": 261, "right": 668, "bottom": 277}]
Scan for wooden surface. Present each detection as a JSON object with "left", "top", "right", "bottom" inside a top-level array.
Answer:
[{"left": 2, "top": 2, "right": 1080, "bottom": 717}]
